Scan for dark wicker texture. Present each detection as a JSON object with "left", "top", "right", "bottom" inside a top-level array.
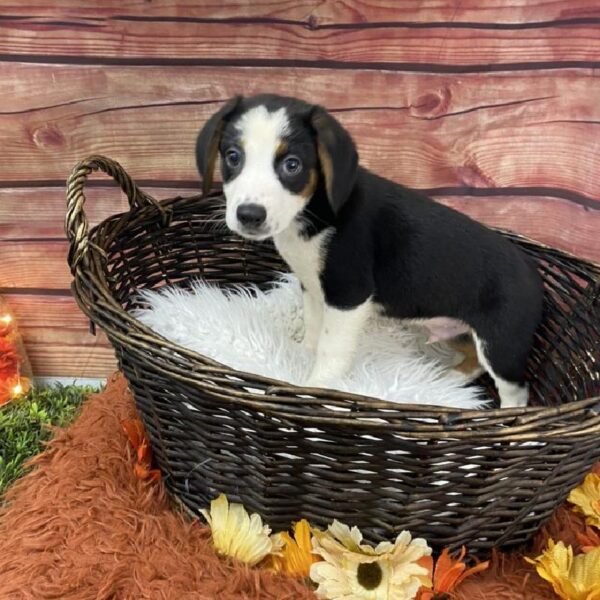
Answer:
[{"left": 66, "top": 156, "right": 600, "bottom": 554}]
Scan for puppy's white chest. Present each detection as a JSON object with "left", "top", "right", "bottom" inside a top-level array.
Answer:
[{"left": 273, "top": 226, "right": 330, "bottom": 295}]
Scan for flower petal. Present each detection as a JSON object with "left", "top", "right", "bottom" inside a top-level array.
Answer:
[
  {"left": 568, "top": 474, "right": 600, "bottom": 529},
  {"left": 224, "top": 501, "right": 251, "bottom": 557},
  {"left": 570, "top": 547, "right": 600, "bottom": 592},
  {"left": 201, "top": 494, "right": 274, "bottom": 566},
  {"left": 328, "top": 520, "right": 364, "bottom": 553},
  {"left": 269, "top": 523, "right": 320, "bottom": 578},
  {"left": 294, "top": 520, "right": 313, "bottom": 553},
  {"left": 310, "top": 561, "right": 353, "bottom": 598},
  {"left": 454, "top": 559, "right": 490, "bottom": 587}
]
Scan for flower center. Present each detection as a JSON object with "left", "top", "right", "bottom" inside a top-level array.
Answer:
[{"left": 356, "top": 561, "right": 383, "bottom": 590}]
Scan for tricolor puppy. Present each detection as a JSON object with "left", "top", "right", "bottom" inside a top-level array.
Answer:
[{"left": 196, "top": 94, "right": 544, "bottom": 408}]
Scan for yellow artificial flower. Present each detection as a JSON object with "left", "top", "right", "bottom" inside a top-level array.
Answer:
[
  {"left": 201, "top": 494, "right": 282, "bottom": 566},
  {"left": 568, "top": 473, "right": 600, "bottom": 529},
  {"left": 266, "top": 519, "right": 322, "bottom": 577},
  {"left": 310, "top": 520, "right": 432, "bottom": 600},
  {"left": 525, "top": 540, "right": 600, "bottom": 600}
]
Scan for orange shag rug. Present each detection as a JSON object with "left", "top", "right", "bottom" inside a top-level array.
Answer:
[{"left": 0, "top": 373, "right": 587, "bottom": 599}]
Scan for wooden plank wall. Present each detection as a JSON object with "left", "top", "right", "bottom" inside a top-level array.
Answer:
[{"left": 0, "top": 1, "right": 598, "bottom": 377}]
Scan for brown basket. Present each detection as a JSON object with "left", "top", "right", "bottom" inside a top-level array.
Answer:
[{"left": 66, "top": 155, "right": 600, "bottom": 554}]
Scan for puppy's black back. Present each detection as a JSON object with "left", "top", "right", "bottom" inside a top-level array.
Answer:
[{"left": 322, "top": 167, "right": 544, "bottom": 334}]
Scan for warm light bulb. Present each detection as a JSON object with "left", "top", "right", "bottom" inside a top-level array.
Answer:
[
  {"left": 11, "top": 382, "right": 23, "bottom": 397},
  {"left": 0, "top": 314, "right": 11, "bottom": 325}
]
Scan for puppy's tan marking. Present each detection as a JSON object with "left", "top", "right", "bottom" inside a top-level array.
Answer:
[
  {"left": 275, "top": 140, "right": 288, "bottom": 158},
  {"left": 317, "top": 142, "right": 334, "bottom": 201},
  {"left": 448, "top": 335, "right": 481, "bottom": 376},
  {"left": 301, "top": 168, "right": 318, "bottom": 199}
]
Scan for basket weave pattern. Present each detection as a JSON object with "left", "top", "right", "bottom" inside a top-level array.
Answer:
[{"left": 66, "top": 156, "right": 600, "bottom": 553}]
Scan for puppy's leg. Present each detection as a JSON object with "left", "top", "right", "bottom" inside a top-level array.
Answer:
[
  {"left": 302, "top": 289, "right": 323, "bottom": 352},
  {"left": 472, "top": 332, "right": 529, "bottom": 408},
  {"left": 306, "top": 300, "right": 373, "bottom": 387}
]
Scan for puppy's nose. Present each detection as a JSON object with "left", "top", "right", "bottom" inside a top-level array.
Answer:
[{"left": 237, "top": 203, "right": 266, "bottom": 228}]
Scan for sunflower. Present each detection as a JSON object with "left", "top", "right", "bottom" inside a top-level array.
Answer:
[
  {"left": 310, "top": 520, "right": 432, "bottom": 600},
  {"left": 525, "top": 539, "right": 600, "bottom": 600},
  {"left": 265, "top": 519, "right": 322, "bottom": 577},
  {"left": 568, "top": 473, "right": 600, "bottom": 529},
  {"left": 201, "top": 494, "right": 282, "bottom": 566}
]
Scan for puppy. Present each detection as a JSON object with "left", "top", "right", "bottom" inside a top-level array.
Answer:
[{"left": 196, "top": 94, "right": 544, "bottom": 408}]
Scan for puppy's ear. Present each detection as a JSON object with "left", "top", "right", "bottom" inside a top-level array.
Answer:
[
  {"left": 196, "top": 95, "right": 242, "bottom": 195},
  {"left": 309, "top": 106, "right": 358, "bottom": 213}
]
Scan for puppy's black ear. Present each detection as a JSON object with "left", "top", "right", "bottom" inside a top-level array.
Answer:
[
  {"left": 196, "top": 95, "right": 242, "bottom": 195},
  {"left": 309, "top": 106, "right": 358, "bottom": 213}
]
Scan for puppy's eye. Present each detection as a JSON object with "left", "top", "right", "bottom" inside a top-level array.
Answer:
[
  {"left": 225, "top": 148, "right": 241, "bottom": 168},
  {"left": 282, "top": 155, "right": 302, "bottom": 176}
]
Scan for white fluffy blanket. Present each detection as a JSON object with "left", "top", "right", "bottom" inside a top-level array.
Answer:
[{"left": 133, "top": 275, "right": 487, "bottom": 410}]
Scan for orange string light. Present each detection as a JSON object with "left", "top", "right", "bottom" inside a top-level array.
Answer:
[{"left": 0, "top": 300, "right": 32, "bottom": 405}]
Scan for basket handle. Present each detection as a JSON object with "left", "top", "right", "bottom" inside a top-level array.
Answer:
[{"left": 65, "top": 155, "right": 168, "bottom": 272}]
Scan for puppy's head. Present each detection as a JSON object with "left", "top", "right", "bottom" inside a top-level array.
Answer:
[{"left": 196, "top": 94, "right": 358, "bottom": 240}]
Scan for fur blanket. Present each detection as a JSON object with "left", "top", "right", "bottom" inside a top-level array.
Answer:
[{"left": 133, "top": 275, "right": 486, "bottom": 410}]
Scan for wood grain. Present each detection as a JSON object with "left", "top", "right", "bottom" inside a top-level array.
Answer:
[
  {"left": 0, "top": 185, "right": 143, "bottom": 239},
  {"left": 1, "top": 17, "right": 598, "bottom": 66},
  {"left": 0, "top": 65, "right": 598, "bottom": 201},
  {"left": 25, "top": 343, "right": 115, "bottom": 377},
  {"left": 4, "top": 293, "right": 89, "bottom": 329},
  {"left": 435, "top": 195, "right": 600, "bottom": 263},
  {"left": 0, "top": 1, "right": 597, "bottom": 25},
  {"left": 0, "top": 241, "right": 71, "bottom": 289},
  {"left": 4, "top": 293, "right": 115, "bottom": 376}
]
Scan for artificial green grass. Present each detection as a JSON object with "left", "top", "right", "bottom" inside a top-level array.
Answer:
[{"left": 0, "top": 384, "right": 98, "bottom": 497}]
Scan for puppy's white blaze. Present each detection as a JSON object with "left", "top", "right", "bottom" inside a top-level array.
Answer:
[
  {"left": 473, "top": 333, "right": 528, "bottom": 408},
  {"left": 224, "top": 105, "right": 307, "bottom": 236},
  {"left": 234, "top": 105, "right": 290, "bottom": 146},
  {"left": 307, "top": 300, "right": 374, "bottom": 387}
]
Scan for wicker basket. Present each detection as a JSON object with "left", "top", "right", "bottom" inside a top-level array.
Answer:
[{"left": 66, "top": 156, "right": 600, "bottom": 554}]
